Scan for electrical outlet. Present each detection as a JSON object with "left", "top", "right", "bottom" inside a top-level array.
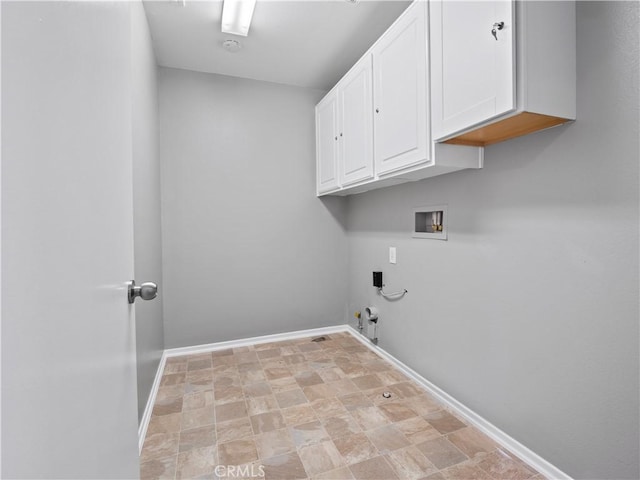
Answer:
[{"left": 389, "top": 247, "right": 397, "bottom": 264}]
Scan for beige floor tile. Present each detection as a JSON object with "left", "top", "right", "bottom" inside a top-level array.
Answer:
[
  {"left": 322, "top": 413, "right": 362, "bottom": 439},
  {"left": 250, "top": 410, "right": 286, "bottom": 434},
  {"left": 350, "top": 406, "right": 391, "bottom": 431},
  {"left": 141, "top": 432, "right": 180, "bottom": 463},
  {"left": 328, "top": 378, "right": 359, "bottom": 396},
  {"left": 255, "top": 428, "right": 296, "bottom": 459},
  {"left": 243, "top": 381, "right": 273, "bottom": 398},
  {"left": 298, "top": 342, "right": 322, "bottom": 353},
  {"left": 257, "top": 348, "right": 281, "bottom": 359},
  {"left": 175, "top": 445, "right": 216, "bottom": 480},
  {"left": 179, "top": 424, "right": 216, "bottom": 452},
  {"left": 378, "top": 401, "right": 418, "bottom": 422},
  {"left": 213, "top": 362, "right": 238, "bottom": 376},
  {"left": 236, "top": 351, "right": 259, "bottom": 364},
  {"left": 386, "top": 445, "right": 438, "bottom": 480},
  {"left": 283, "top": 353, "right": 306, "bottom": 365},
  {"left": 147, "top": 413, "right": 182, "bottom": 435},
  {"left": 281, "top": 404, "right": 318, "bottom": 426},
  {"left": 216, "top": 417, "right": 254, "bottom": 443},
  {"left": 215, "top": 400, "right": 248, "bottom": 423},
  {"left": 425, "top": 472, "right": 447, "bottom": 480},
  {"left": 366, "top": 424, "right": 410, "bottom": 454},
  {"left": 187, "top": 358, "right": 212, "bottom": 371},
  {"left": 275, "top": 388, "right": 308, "bottom": 408},
  {"left": 339, "top": 363, "right": 370, "bottom": 378},
  {"left": 446, "top": 427, "right": 497, "bottom": 459},
  {"left": 376, "top": 370, "right": 408, "bottom": 385},
  {"left": 311, "top": 466, "right": 355, "bottom": 480},
  {"left": 299, "top": 440, "right": 345, "bottom": 476},
  {"left": 161, "top": 373, "right": 186, "bottom": 387},
  {"left": 318, "top": 367, "right": 347, "bottom": 383},
  {"left": 211, "top": 348, "right": 234, "bottom": 358},
  {"left": 164, "top": 362, "right": 187, "bottom": 374},
  {"left": 261, "top": 452, "right": 308, "bottom": 480},
  {"left": 214, "top": 374, "right": 241, "bottom": 388},
  {"left": 140, "top": 455, "right": 177, "bottom": 480},
  {"left": 184, "top": 369, "right": 214, "bottom": 393},
  {"left": 441, "top": 461, "right": 494, "bottom": 479},
  {"left": 152, "top": 397, "right": 183, "bottom": 417},
  {"left": 402, "top": 394, "right": 442, "bottom": 416},
  {"left": 349, "top": 455, "right": 399, "bottom": 480},
  {"left": 246, "top": 393, "right": 279, "bottom": 416},
  {"left": 311, "top": 398, "right": 349, "bottom": 419},
  {"left": 183, "top": 390, "right": 214, "bottom": 411},
  {"left": 389, "top": 382, "right": 424, "bottom": 398},
  {"left": 215, "top": 385, "right": 245, "bottom": 404},
  {"left": 289, "top": 420, "right": 331, "bottom": 447},
  {"left": 416, "top": 437, "right": 468, "bottom": 470},
  {"left": 352, "top": 374, "right": 384, "bottom": 391},
  {"left": 156, "top": 384, "right": 184, "bottom": 402},
  {"left": 264, "top": 367, "right": 292, "bottom": 380},
  {"left": 303, "top": 383, "right": 335, "bottom": 402},
  {"left": 218, "top": 439, "right": 259, "bottom": 466},
  {"left": 424, "top": 410, "right": 467, "bottom": 434},
  {"left": 295, "top": 370, "right": 324, "bottom": 387},
  {"left": 181, "top": 405, "right": 216, "bottom": 430},
  {"left": 269, "top": 376, "right": 299, "bottom": 393},
  {"left": 476, "top": 450, "right": 537, "bottom": 480},
  {"left": 338, "top": 392, "right": 374, "bottom": 411},
  {"left": 333, "top": 433, "right": 379, "bottom": 465},
  {"left": 396, "top": 416, "right": 441, "bottom": 445}
]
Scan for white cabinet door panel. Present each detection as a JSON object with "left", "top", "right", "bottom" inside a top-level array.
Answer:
[
  {"left": 339, "top": 56, "right": 374, "bottom": 186},
  {"left": 431, "top": 0, "right": 515, "bottom": 139},
  {"left": 316, "top": 93, "right": 340, "bottom": 193},
  {"left": 373, "top": 2, "right": 429, "bottom": 176}
]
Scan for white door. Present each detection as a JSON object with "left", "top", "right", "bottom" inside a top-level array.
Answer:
[
  {"left": 339, "top": 55, "right": 374, "bottom": 187},
  {"left": 373, "top": 1, "right": 429, "bottom": 176},
  {"left": 2, "top": 3, "right": 140, "bottom": 478},
  {"left": 316, "top": 92, "right": 340, "bottom": 194},
  {"left": 430, "top": 0, "right": 515, "bottom": 140}
]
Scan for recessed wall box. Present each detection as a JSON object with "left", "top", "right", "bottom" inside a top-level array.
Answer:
[
  {"left": 413, "top": 205, "right": 448, "bottom": 240},
  {"left": 373, "top": 271, "right": 383, "bottom": 288}
]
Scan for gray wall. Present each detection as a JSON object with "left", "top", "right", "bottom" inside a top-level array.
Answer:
[
  {"left": 159, "top": 68, "right": 348, "bottom": 348},
  {"left": 346, "top": 2, "right": 639, "bottom": 479},
  {"left": 132, "top": 2, "right": 164, "bottom": 421}
]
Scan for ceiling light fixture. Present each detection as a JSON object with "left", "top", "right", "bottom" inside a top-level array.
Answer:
[{"left": 221, "top": 0, "right": 257, "bottom": 37}]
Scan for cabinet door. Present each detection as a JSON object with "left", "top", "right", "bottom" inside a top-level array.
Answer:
[
  {"left": 430, "top": 0, "right": 515, "bottom": 140},
  {"left": 372, "top": 2, "right": 429, "bottom": 176},
  {"left": 339, "top": 55, "right": 374, "bottom": 187},
  {"left": 316, "top": 92, "right": 340, "bottom": 194}
]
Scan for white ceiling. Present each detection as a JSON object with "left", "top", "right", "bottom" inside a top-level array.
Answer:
[{"left": 142, "top": 0, "right": 411, "bottom": 90}]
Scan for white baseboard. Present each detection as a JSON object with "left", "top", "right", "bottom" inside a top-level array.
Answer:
[
  {"left": 344, "top": 325, "right": 572, "bottom": 480},
  {"left": 163, "top": 325, "right": 349, "bottom": 358},
  {"left": 138, "top": 351, "right": 167, "bottom": 454},
  {"left": 138, "top": 324, "right": 571, "bottom": 479}
]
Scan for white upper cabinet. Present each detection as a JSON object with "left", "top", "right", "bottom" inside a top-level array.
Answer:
[
  {"left": 430, "top": 0, "right": 576, "bottom": 146},
  {"left": 315, "top": 1, "right": 483, "bottom": 197},
  {"left": 315, "top": 91, "right": 339, "bottom": 194},
  {"left": 339, "top": 55, "right": 374, "bottom": 187},
  {"left": 372, "top": 2, "right": 428, "bottom": 175},
  {"left": 430, "top": 0, "right": 515, "bottom": 140}
]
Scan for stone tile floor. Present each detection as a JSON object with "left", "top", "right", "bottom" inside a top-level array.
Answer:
[{"left": 140, "top": 332, "right": 545, "bottom": 480}]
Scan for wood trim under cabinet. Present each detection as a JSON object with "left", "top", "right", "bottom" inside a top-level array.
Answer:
[{"left": 444, "top": 112, "right": 572, "bottom": 147}]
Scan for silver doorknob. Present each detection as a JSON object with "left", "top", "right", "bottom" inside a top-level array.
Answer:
[{"left": 128, "top": 280, "right": 158, "bottom": 304}]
